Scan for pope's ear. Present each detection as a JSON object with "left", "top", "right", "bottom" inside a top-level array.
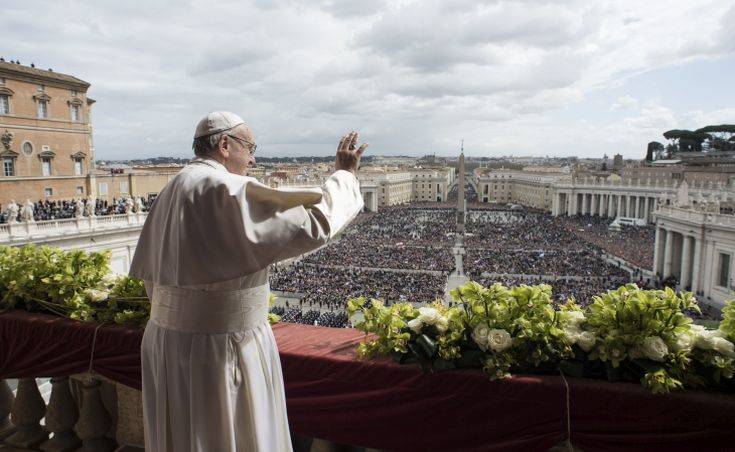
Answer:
[{"left": 217, "top": 135, "right": 229, "bottom": 158}]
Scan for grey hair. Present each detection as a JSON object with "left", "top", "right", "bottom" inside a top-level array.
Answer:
[{"left": 192, "top": 130, "right": 229, "bottom": 157}]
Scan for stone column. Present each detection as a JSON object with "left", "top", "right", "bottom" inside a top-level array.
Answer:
[
  {"left": 616, "top": 195, "right": 622, "bottom": 218},
  {"left": 40, "top": 376, "right": 82, "bottom": 452},
  {"left": 0, "top": 379, "right": 13, "bottom": 440},
  {"left": 608, "top": 194, "right": 615, "bottom": 217},
  {"left": 644, "top": 196, "right": 650, "bottom": 223},
  {"left": 582, "top": 193, "right": 588, "bottom": 215},
  {"left": 4, "top": 378, "right": 48, "bottom": 449},
  {"left": 663, "top": 229, "right": 675, "bottom": 278},
  {"left": 75, "top": 378, "right": 115, "bottom": 452},
  {"left": 599, "top": 194, "right": 606, "bottom": 217},
  {"left": 653, "top": 226, "right": 664, "bottom": 277},
  {"left": 680, "top": 236, "right": 692, "bottom": 290},
  {"left": 591, "top": 194, "right": 598, "bottom": 216},
  {"left": 691, "top": 236, "right": 703, "bottom": 294},
  {"left": 633, "top": 196, "right": 639, "bottom": 218}
]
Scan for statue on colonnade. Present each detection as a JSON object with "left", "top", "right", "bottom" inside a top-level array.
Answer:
[
  {"left": 74, "top": 198, "right": 84, "bottom": 218},
  {"left": 134, "top": 196, "right": 145, "bottom": 213},
  {"left": 85, "top": 196, "right": 96, "bottom": 217},
  {"left": 6, "top": 199, "right": 19, "bottom": 223},
  {"left": 20, "top": 199, "right": 34, "bottom": 222}
]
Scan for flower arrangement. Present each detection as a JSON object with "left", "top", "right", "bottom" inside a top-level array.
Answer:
[
  {"left": 348, "top": 281, "right": 735, "bottom": 393},
  {"left": 0, "top": 244, "right": 280, "bottom": 328}
]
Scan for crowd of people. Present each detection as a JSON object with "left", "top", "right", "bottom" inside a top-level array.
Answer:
[
  {"left": 465, "top": 211, "right": 586, "bottom": 250},
  {"left": 303, "top": 243, "right": 454, "bottom": 272},
  {"left": 558, "top": 215, "right": 655, "bottom": 270},
  {"left": 344, "top": 206, "right": 456, "bottom": 247},
  {"left": 273, "top": 307, "right": 351, "bottom": 328},
  {"left": 465, "top": 250, "right": 630, "bottom": 279},
  {"left": 269, "top": 263, "right": 446, "bottom": 307},
  {"left": 0, "top": 197, "right": 150, "bottom": 223},
  {"left": 268, "top": 205, "right": 674, "bottom": 326}
]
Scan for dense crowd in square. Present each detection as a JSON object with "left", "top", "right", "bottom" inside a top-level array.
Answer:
[
  {"left": 558, "top": 215, "right": 656, "bottom": 270},
  {"left": 268, "top": 205, "right": 663, "bottom": 322}
]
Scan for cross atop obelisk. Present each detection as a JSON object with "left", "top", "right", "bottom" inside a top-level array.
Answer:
[{"left": 457, "top": 140, "right": 466, "bottom": 232}]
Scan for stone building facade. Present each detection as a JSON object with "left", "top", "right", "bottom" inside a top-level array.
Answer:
[
  {"left": 411, "top": 168, "right": 451, "bottom": 202},
  {"left": 653, "top": 205, "right": 735, "bottom": 308},
  {"left": 0, "top": 61, "right": 96, "bottom": 205},
  {"left": 476, "top": 169, "right": 557, "bottom": 209}
]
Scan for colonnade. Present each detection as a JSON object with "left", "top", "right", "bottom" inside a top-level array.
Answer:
[
  {"left": 652, "top": 226, "right": 703, "bottom": 293},
  {"left": 553, "top": 191, "right": 658, "bottom": 223}
]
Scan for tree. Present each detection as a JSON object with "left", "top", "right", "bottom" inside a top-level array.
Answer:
[
  {"left": 646, "top": 141, "right": 664, "bottom": 161},
  {"left": 662, "top": 129, "right": 711, "bottom": 153},
  {"left": 694, "top": 125, "right": 735, "bottom": 152}
]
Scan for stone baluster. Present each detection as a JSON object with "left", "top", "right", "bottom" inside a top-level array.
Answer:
[
  {"left": 40, "top": 376, "right": 82, "bottom": 452},
  {"left": 75, "top": 378, "right": 115, "bottom": 452},
  {"left": 0, "top": 379, "right": 14, "bottom": 440},
  {"left": 4, "top": 377, "right": 49, "bottom": 449}
]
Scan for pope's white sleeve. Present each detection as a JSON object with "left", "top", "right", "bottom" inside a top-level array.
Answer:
[{"left": 271, "top": 170, "right": 364, "bottom": 262}]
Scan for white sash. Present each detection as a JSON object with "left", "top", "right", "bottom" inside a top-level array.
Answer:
[{"left": 150, "top": 283, "right": 270, "bottom": 334}]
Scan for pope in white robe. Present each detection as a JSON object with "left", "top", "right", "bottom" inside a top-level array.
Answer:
[{"left": 129, "top": 112, "right": 366, "bottom": 451}]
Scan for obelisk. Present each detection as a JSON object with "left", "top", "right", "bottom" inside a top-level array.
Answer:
[{"left": 457, "top": 140, "right": 466, "bottom": 232}]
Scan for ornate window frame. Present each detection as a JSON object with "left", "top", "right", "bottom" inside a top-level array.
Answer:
[
  {"left": 71, "top": 151, "right": 86, "bottom": 175},
  {"left": 68, "top": 97, "right": 83, "bottom": 122},
  {"left": 33, "top": 92, "right": 51, "bottom": 119},
  {"left": 1, "top": 149, "right": 19, "bottom": 177},
  {"left": 38, "top": 149, "right": 56, "bottom": 176},
  {"left": 0, "top": 87, "right": 13, "bottom": 115}
]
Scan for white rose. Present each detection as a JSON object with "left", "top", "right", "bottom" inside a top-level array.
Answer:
[
  {"left": 563, "top": 327, "right": 580, "bottom": 344},
  {"left": 472, "top": 323, "right": 491, "bottom": 351},
  {"left": 487, "top": 329, "right": 513, "bottom": 353},
  {"left": 672, "top": 332, "right": 693, "bottom": 352},
  {"left": 101, "top": 272, "right": 121, "bottom": 287},
  {"left": 689, "top": 324, "right": 706, "bottom": 335},
  {"left": 694, "top": 329, "right": 724, "bottom": 350},
  {"left": 435, "top": 316, "right": 449, "bottom": 334},
  {"left": 641, "top": 336, "right": 668, "bottom": 362},
  {"left": 562, "top": 311, "right": 585, "bottom": 328},
  {"left": 407, "top": 318, "right": 423, "bottom": 334},
  {"left": 577, "top": 331, "right": 597, "bottom": 352},
  {"left": 712, "top": 337, "right": 735, "bottom": 358},
  {"left": 84, "top": 288, "right": 109, "bottom": 302},
  {"left": 418, "top": 307, "right": 441, "bottom": 325}
]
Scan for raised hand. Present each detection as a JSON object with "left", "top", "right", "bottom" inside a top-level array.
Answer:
[{"left": 335, "top": 131, "right": 368, "bottom": 174}]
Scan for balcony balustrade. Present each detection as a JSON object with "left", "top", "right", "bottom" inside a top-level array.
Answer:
[
  {"left": 2, "top": 309, "right": 734, "bottom": 451},
  {"left": 0, "top": 213, "right": 147, "bottom": 245}
]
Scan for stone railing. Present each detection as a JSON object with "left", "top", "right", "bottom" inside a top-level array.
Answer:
[
  {"left": 555, "top": 177, "right": 734, "bottom": 191},
  {"left": 0, "top": 213, "right": 148, "bottom": 245},
  {"left": 655, "top": 205, "right": 735, "bottom": 228},
  {"left": 1, "top": 376, "right": 141, "bottom": 451}
]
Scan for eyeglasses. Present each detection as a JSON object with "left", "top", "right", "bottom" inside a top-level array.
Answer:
[{"left": 227, "top": 134, "right": 257, "bottom": 154}]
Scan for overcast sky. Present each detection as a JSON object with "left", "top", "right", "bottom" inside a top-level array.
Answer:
[{"left": 3, "top": 0, "right": 734, "bottom": 160}]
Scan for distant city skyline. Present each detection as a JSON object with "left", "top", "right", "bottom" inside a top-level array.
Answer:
[{"left": 3, "top": 0, "right": 734, "bottom": 160}]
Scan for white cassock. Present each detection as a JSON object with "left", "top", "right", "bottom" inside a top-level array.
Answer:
[{"left": 129, "top": 157, "right": 363, "bottom": 451}]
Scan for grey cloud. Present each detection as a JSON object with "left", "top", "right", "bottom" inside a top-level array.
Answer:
[{"left": 1, "top": 0, "right": 733, "bottom": 160}]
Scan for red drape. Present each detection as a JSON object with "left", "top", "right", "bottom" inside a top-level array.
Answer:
[{"left": 1, "top": 310, "right": 733, "bottom": 451}]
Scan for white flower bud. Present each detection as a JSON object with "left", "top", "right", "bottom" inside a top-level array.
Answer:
[{"left": 641, "top": 336, "right": 668, "bottom": 362}]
